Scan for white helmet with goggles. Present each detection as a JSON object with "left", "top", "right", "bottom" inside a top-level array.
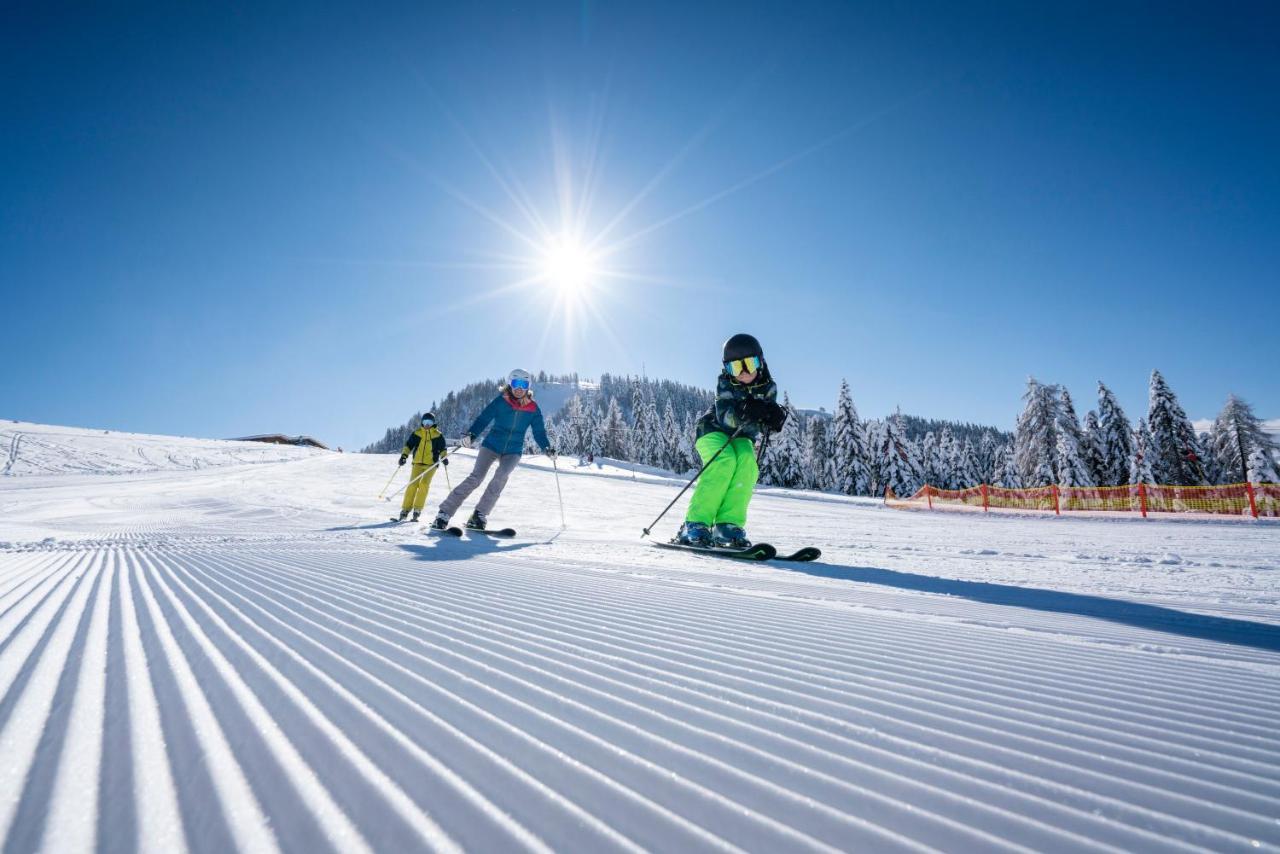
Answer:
[{"left": 507, "top": 369, "right": 532, "bottom": 391}]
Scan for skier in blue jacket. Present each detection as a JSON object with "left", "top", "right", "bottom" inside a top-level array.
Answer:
[{"left": 431, "top": 369, "right": 556, "bottom": 531}]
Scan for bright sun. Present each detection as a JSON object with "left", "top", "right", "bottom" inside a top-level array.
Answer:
[{"left": 541, "top": 237, "right": 597, "bottom": 295}]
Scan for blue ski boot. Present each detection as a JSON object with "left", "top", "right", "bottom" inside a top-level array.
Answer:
[
  {"left": 674, "top": 521, "right": 713, "bottom": 548},
  {"left": 712, "top": 523, "right": 751, "bottom": 549}
]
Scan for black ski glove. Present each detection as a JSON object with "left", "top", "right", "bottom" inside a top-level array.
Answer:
[
  {"left": 398, "top": 454, "right": 407, "bottom": 466},
  {"left": 762, "top": 401, "right": 788, "bottom": 432},
  {"left": 440, "top": 457, "right": 449, "bottom": 466},
  {"left": 738, "top": 398, "right": 773, "bottom": 425}
]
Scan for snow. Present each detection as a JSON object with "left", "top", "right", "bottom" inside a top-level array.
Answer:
[{"left": 2, "top": 421, "right": 1278, "bottom": 851}]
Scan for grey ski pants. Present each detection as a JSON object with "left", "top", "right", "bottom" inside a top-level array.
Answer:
[{"left": 437, "top": 447, "right": 522, "bottom": 519}]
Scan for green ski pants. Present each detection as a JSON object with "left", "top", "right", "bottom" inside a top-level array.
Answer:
[{"left": 685, "top": 433, "right": 758, "bottom": 527}]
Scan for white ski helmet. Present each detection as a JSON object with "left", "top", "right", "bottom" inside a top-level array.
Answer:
[{"left": 507, "top": 368, "right": 532, "bottom": 390}]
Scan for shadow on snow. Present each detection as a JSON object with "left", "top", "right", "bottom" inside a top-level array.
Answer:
[
  {"left": 778, "top": 561, "right": 1280, "bottom": 654},
  {"left": 397, "top": 536, "right": 542, "bottom": 562}
]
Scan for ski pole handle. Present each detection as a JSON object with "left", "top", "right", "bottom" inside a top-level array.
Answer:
[{"left": 641, "top": 425, "right": 745, "bottom": 538}]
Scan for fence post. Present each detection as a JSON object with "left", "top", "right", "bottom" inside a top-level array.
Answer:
[
  {"left": 1246, "top": 482, "right": 1259, "bottom": 519},
  {"left": 926, "top": 485, "right": 933, "bottom": 510},
  {"left": 1138, "top": 482, "right": 1148, "bottom": 518},
  {"left": 981, "top": 483, "right": 989, "bottom": 512},
  {"left": 1051, "top": 484, "right": 1060, "bottom": 515}
]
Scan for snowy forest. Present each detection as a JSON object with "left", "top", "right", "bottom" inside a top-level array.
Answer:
[{"left": 364, "top": 369, "right": 1279, "bottom": 496}]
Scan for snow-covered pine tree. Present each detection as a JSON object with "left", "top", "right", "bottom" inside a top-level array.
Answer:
[
  {"left": 954, "top": 438, "right": 981, "bottom": 489},
  {"left": 874, "top": 410, "right": 922, "bottom": 497},
  {"left": 803, "top": 415, "right": 830, "bottom": 491},
  {"left": 862, "top": 419, "right": 886, "bottom": 495},
  {"left": 561, "top": 394, "right": 588, "bottom": 457},
  {"left": 977, "top": 431, "right": 1000, "bottom": 485},
  {"left": 681, "top": 413, "right": 700, "bottom": 474},
  {"left": 1248, "top": 446, "right": 1280, "bottom": 484},
  {"left": 937, "top": 428, "right": 960, "bottom": 489},
  {"left": 1014, "top": 378, "right": 1059, "bottom": 487},
  {"left": 1147, "top": 370, "right": 1207, "bottom": 485},
  {"left": 761, "top": 393, "right": 805, "bottom": 487},
  {"left": 993, "top": 443, "right": 1022, "bottom": 488},
  {"left": 1054, "top": 388, "right": 1095, "bottom": 487},
  {"left": 602, "top": 397, "right": 628, "bottom": 459},
  {"left": 827, "top": 380, "right": 871, "bottom": 496},
  {"left": 587, "top": 404, "right": 604, "bottom": 460},
  {"left": 1129, "top": 419, "right": 1157, "bottom": 485},
  {"left": 1200, "top": 431, "right": 1223, "bottom": 484},
  {"left": 641, "top": 391, "right": 662, "bottom": 466},
  {"left": 1081, "top": 410, "right": 1107, "bottom": 487},
  {"left": 918, "top": 431, "right": 940, "bottom": 488},
  {"left": 628, "top": 383, "right": 649, "bottom": 464},
  {"left": 1208, "top": 394, "right": 1280, "bottom": 484},
  {"left": 660, "top": 401, "right": 683, "bottom": 472},
  {"left": 1096, "top": 382, "right": 1134, "bottom": 486}
]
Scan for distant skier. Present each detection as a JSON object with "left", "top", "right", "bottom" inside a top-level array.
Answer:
[
  {"left": 396, "top": 412, "right": 448, "bottom": 522},
  {"left": 675, "top": 333, "right": 787, "bottom": 548},
  {"left": 431, "top": 369, "right": 555, "bottom": 531}
]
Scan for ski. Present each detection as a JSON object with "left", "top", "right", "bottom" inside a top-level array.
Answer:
[
  {"left": 652, "top": 541, "right": 776, "bottom": 561},
  {"left": 466, "top": 527, "right": 517, "bottom": 538},
  {"left": 652, "top": 541, "right": 819, "bottom": 562},
  {"left": 427, "top": 526, "right": 517, "bottom": 538},
  {"left": 773, "top": 546, "right": 822, "bottom": 562}
]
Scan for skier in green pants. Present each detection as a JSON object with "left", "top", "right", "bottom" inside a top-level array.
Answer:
[{"left": 676, "top": 333, "right": 788, "bottom": 548}]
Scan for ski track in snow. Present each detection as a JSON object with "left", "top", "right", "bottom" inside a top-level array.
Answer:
[{"left": 1, "top": 422, "right": 1279, "bottom": 852}]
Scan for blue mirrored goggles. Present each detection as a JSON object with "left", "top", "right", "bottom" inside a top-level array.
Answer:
[
  {"left": 724, "top": 355, "right": 762, "bottom": 377},
  {"left": 510, "top": 378, "right": 531, "bottom": 390},
  {"left": 421, "top": 417, "right": 435, "bottom": 426}
]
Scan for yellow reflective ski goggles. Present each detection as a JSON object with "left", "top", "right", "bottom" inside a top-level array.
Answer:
[{"left": 724, "top": 355, "right": 762, "bottom": 377}]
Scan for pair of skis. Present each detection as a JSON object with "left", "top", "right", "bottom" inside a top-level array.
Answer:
[
  {"left": 389, "top": 517, "right": 517, "bottom": 538},
  {"left": 398, "top": 517, "right": 818, "bottom": 562},
  {"left": 652, "top": 540, "right": 821, "bottom": 563},
  {"left": 427, "top": 526, "right": 517, "bottom": 539}
]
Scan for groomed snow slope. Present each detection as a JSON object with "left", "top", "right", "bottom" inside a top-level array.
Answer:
[{"left": 1, "top": 423, "right": 1278, "bottom": 852}]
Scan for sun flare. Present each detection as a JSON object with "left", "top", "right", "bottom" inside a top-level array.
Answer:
[{"left": 541, "top": 237, "right": 597, "bottom": 296}]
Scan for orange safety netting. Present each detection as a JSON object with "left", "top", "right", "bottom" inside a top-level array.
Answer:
[{"left": 886, "top": 482, "right": 1279, "bottom": 519}]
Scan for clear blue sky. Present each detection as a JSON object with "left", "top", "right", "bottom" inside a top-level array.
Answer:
[{"left": 3, "top": 1, "right": 1276, "bottom": 448}]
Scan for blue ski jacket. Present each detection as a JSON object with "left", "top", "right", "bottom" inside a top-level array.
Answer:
[{"left": 467, "top": 393, "right": 550, "bottom": 456}]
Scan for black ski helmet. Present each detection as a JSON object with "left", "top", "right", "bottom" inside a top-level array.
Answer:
[
  {"left": 421, "top": 411, "right": 437, "bottom": 425},
  {"left": 722, "top": 333, "right": 763, "bottom": 363}
]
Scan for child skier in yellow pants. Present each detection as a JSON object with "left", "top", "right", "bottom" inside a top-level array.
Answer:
[{"left": 398, "top": 412, "right": 447, "bottom": 522}]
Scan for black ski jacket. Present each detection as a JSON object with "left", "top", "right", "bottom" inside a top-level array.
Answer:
[{"left": 696, "top": 369, "right": 778, "bottom": 441}]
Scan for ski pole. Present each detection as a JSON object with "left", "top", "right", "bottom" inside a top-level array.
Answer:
[
  {"left": 384, "top": 446, "right": 458, "bottom": 502},
  {"left": 443, "top": 459, "right": 452, "bottom": 489},
  {"left": 376, "top": 463, "right": 401, "bottom": 500},
  {"left": 550, "top": 453, "right": 566, "bottom": 528},
  {"left": 641, "top": 425, "right": 745, "bottom": 538}
]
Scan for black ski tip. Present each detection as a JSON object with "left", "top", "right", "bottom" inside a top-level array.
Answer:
[
  {"left": 774, "top": 546, "right": 822, "bottom": 562},
  {"left": 468, "top": 527, "right": 517, "bottom": 538},
  {"left": 426, "top": 526, "right": 463, "bottom": 537}
]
